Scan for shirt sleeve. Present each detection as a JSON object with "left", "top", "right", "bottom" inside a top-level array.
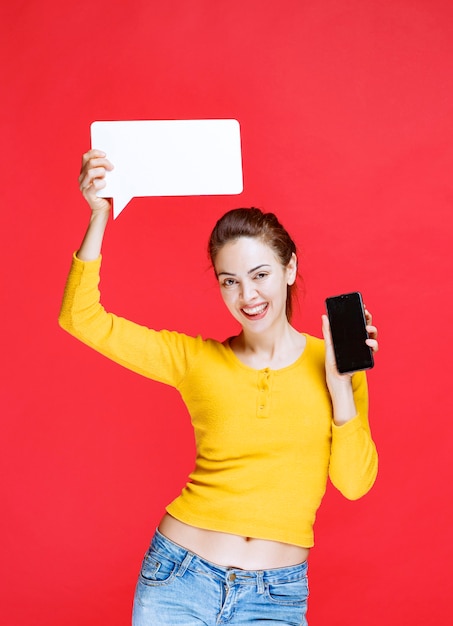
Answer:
[
  {"left": 58, "top": 253, "right": 202, "bottom": 388},
  {"left": 328, "top": 371, "right": 378, "bottom": 499}
]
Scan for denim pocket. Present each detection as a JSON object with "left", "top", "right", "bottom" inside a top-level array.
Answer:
[
  {"left": 139, "top": 549, "right": 178, "bottom": 586},
  {"left": 265, "top": 575, "right": 309, "bottom": 606}
]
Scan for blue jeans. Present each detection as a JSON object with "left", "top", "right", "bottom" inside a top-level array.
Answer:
[{"left": 132, "top": 529, "right": 309, "bottom": 626}]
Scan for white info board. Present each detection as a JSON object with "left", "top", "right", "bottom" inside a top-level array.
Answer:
[{"left": 91, "top": 119, "right": 243, "bottom": 218}]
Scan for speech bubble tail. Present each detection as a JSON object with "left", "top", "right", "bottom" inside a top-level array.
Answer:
[{"left": 112, "top": 195, "right": 131, "bottom": 220}]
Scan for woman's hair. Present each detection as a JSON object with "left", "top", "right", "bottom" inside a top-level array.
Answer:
[{"left": 208, "top": 207, "right": 299, "bottom": 320}]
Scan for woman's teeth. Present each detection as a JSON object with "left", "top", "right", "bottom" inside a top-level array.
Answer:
[{"left": 242, "top": 303, "right": 268, "bottom": 316}]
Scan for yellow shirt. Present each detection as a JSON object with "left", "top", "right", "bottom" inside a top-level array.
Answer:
[{"left": 59, "top": 254, "right": 378, "bottom": 547}]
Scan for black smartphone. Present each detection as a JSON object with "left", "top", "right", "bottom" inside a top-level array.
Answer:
[{"left": 325, "top": 292, "right": 374, "bottom": 374}]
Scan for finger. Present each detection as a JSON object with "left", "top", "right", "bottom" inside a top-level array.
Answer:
[
  {"left": 366, "top": 338, "right": 379, "bottom": 353},
  {"left": 89, "top": 157, "right": 114, "bottom": 171},
  {"left": 321, "top": 315, "right": 335, "bottom": 364},
  {"left": 321, "top": 314, "right": 332, "bottom": 345},
  {"left": 79, "top": 173, "right": 96, "bottom": 192},
  {"left": 364, "top": 308, "right": 372, "bottom": 325},
  {"left": 80, "top": 155, "right": 114, "bottom": 187},
  {"left": 79, "top": 158, "right": 114, "bottom": 181},
  {"left": 90, "top": 177, "right": 107, "bottom": 191},
  {"left": 81, "top": 149, "right": 106, "bottom": 167},
  {"left": 366, "top": 324, "right": 378, "bottom": 339},
  {"left": 79, "top": 166, "right": 109, "bottom": 192}
]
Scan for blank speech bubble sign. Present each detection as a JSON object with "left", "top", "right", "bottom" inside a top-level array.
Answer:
[{"left": 90, "top": 119, "right": 243, "bottom": 219}]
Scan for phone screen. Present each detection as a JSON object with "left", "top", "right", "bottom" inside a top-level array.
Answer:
[{"left": 325, "top": 292, "right": 374, "bottom": 374}]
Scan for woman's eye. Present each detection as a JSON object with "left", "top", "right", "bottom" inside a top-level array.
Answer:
[
  {"left": 255, "top": 272, "right": 268, "bottom": 280},
  {"left": 222, "top": 278, "right": 236, "bottom": 287}
]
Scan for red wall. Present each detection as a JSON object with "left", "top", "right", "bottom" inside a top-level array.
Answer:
[{"left": 2, "top": 1, "right": 452, "bottom": 623}]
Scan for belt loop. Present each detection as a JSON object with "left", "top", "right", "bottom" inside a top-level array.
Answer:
[
  {"left": 256, "top": 570, "right": 265, "bottom": 594},
  {"left": 176, "top": 552, "right": 193, "bottom": 577}
]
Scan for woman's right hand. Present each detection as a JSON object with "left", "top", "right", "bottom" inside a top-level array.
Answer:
[
  {"left": 78, "top": 149, "right": 114, "bottom": 215},
  {"left": 76, "top": 150, "right": 115, "bottom": 261}
]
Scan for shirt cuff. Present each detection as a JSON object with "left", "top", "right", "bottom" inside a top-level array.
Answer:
[
  {"left": 72, "top": 251, "right": 102, "bottom": 271},
  {"left": 331, "top": 413, "right": 362, "bottom": 439}
]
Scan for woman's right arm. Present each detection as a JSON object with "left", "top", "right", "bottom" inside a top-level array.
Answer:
[
  {"left": 76, "top": 149, "right": 114, "bottom": 260},
  {"left": 59, "top": 150, "right": 200, "bottom": 387}
]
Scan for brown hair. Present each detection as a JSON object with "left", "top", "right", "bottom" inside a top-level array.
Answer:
[{"left": 208, "top": 207, "right": 299, "bottom": 320}]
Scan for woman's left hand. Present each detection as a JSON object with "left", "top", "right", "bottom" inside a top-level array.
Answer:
[
  {"left": 321, "top": 309, "right": 379, "bottom": 383},
  {"left": 322, "top": 310, "right": 378, "bottom": 424}
]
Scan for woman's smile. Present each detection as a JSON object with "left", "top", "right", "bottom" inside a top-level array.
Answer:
[{"left": 241, "top": 302, "right": 269, "bottom": 320}]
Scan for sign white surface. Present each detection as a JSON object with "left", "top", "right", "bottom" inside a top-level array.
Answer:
[{"left": 90, "top": 119, "right": 243, "bottom": 218}]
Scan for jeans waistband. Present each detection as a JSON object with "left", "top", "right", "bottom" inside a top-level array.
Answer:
[{"left": 151, "top": 528, "right": 308, "bottom": 585}]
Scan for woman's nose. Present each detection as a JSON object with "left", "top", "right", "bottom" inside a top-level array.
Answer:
[{"left": 240, "top": 280, "right": 257, "bottom": 302}]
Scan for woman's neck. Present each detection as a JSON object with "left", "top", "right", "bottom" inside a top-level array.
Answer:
[{"left": 231, "top": 324, "right": 306, "bottom": 370}]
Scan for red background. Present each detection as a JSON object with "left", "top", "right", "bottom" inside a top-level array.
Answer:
[{"left": 2, "top": 1, "right": 453, "bottom": 624}]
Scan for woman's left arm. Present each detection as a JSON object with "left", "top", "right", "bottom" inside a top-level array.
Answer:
[{"left": 322, "top": 311, "right": 379, "bottom": 499}]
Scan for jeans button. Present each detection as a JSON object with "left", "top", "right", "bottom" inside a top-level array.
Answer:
[{"left": 228, "top": 572, "right": 236, "bottom": 581}]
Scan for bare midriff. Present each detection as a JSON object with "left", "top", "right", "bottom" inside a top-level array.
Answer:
[{"left": 158, "top": 513, "right": 310, "bottom": 570}]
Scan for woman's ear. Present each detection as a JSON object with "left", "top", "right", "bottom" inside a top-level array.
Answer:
[{"left": 287, "top": 253, "right": 298, "bottom": 286}]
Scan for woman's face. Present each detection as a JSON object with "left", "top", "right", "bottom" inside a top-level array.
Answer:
[{"left": 214, "top": 237, "right": 297, "bottom": 333}]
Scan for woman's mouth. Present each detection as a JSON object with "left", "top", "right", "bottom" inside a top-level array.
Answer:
[{"left": 241, "top": 302, "right": 269, "bottom": 320}]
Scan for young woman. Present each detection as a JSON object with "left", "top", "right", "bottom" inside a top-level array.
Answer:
[{"left": 59, "top": 150, "right": 379, "bottom": 626}]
